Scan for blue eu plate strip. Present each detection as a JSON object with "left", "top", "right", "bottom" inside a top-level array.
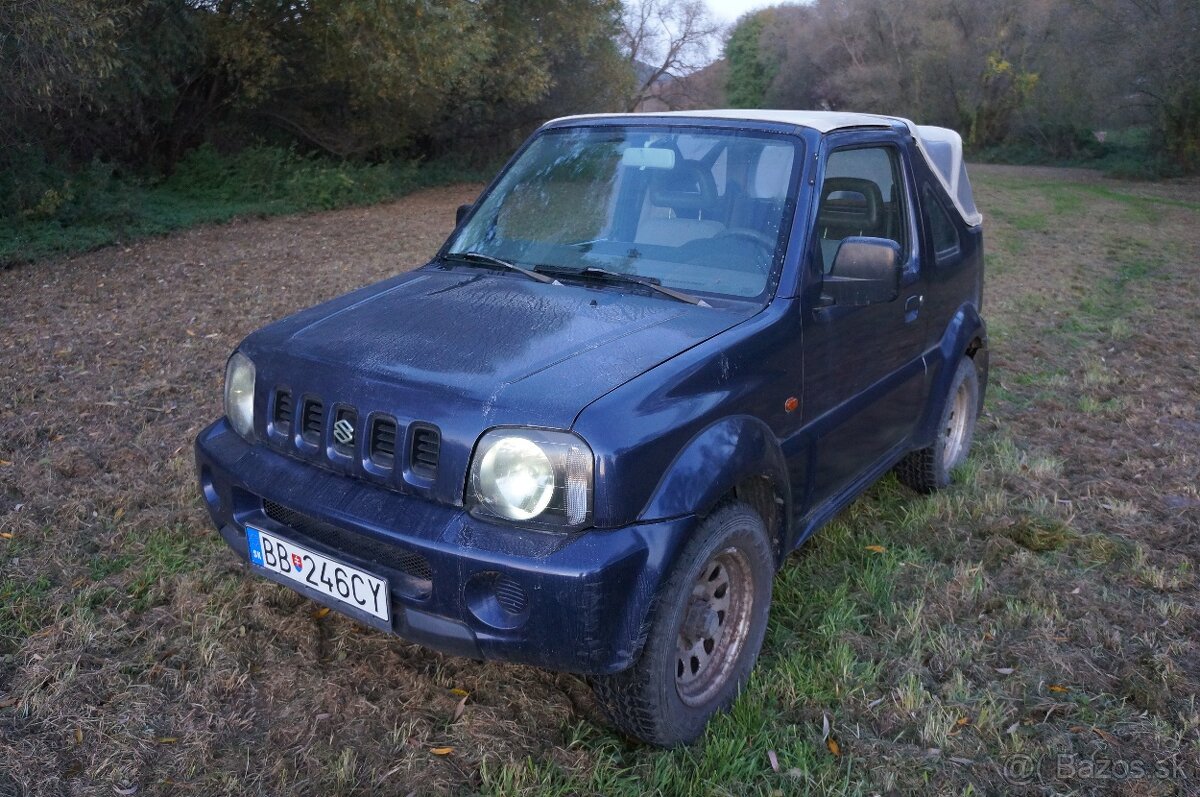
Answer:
[{"left": 246, "top": 526, "right": 265, "bottom": 567}]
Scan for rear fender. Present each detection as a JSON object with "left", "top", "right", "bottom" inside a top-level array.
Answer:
[{"left": 915, "top": 304, "right": 988, "bottom": 446}]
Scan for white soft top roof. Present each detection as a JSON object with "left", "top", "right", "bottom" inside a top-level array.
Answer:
[{"left": 551, "top": 109, "right": 982, "bottom": 227}]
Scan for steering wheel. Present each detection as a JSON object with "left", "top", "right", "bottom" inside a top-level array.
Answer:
[{"left": 714, "top": 228, "right": 777, "bottom": 273}]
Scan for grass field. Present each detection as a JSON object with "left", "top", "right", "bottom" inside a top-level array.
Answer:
[{"left": 1, "top": 166, "right": 1198, "bottom": 796}]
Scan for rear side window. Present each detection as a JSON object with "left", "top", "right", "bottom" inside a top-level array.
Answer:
[
  {"left": 815, "top": 146, "right": 909, "bottom": 272},
  {"left": 923, "top": 184, "right": 960, "bottom": 258}
]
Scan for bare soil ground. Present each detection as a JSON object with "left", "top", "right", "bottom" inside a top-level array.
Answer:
[{"left": 1, "top": 168, "right": 1198, "bottom": 796}]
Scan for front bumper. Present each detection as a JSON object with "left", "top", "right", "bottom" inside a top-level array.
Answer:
[{"left": 195, "top": 419, "right": 695, "bottom": 674}]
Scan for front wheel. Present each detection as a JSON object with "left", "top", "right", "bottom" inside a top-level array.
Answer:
[
  {"left": 895, "top": 355, "right": 980, "bottom": 492},
  {"left": 590, "top": 502, "right": 774, "bottom": 746}
]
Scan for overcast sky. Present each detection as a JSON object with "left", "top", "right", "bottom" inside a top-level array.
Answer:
[{"left": 705, "top": 0, "right": 780, "bottom": 24}]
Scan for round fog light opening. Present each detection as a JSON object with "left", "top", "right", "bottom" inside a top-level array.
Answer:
[
  {"left": 493, "top": 574, "right": 528, "bottom": 615},
  {"left": 465, "top": 570, "right": 530, "bottom": 630}
]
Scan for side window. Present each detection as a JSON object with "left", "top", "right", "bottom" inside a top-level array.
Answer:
[
  {"left": 923, "top": 184, "right": 960, "bottom": 258},
  {"left": 816, "top": 146, "right": 909, "bottom": 272}
]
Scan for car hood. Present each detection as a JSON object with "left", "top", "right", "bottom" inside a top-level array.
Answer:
[{"left": 244, "top": 268, "right": 757, "bottom": 431}]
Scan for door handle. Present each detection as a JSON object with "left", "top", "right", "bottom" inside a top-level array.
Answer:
[{"left": 904, "top": 294, "right": 923, "bottom": 323}]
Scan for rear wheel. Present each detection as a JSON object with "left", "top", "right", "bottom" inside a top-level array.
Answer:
[
  {"left": 896, "top": 355, "right": 980, "bottom": 492},
  {"left": 590, "top": 502, "right": 774, "bottom": 746}
]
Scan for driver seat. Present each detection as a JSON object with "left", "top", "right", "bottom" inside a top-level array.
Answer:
[
  {"left": 817, "top": 177, "right": 884, "bottom": 271},
  {"left": 637, "top": 160, "right": 725, "bottom": 247}
]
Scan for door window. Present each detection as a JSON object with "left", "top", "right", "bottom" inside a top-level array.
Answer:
[
  {"left": 923, "top": 184, "right": 960, "bottom": 259},
  {"left": 816, "top": 146, "right": 909, "bottom": 272}
]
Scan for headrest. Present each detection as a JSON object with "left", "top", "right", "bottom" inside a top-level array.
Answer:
[
  {"left": 649, "top": 160, "right": 718, "bottom": 212},
  {"left": 818, "top": 177, "right": 882, "bottom": 229}
]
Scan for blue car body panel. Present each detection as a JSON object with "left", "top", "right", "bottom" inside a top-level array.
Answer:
[{"left": 195, "top": 113, "right": 987, "bottom": 674}]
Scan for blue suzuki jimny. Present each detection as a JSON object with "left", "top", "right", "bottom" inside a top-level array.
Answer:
[{"left": 196, "top": 110, "right": 987, "bottom": 746}]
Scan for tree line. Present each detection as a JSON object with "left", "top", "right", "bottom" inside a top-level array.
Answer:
[
  {"left": 717, "top": 0, "right": 1199, "bottom": 172},
  {"left": 2, "top": 0, "right": 1196, "bottom": 205},
  {"left": 1, "top": 0, "right": 636, "bottom": 171}
]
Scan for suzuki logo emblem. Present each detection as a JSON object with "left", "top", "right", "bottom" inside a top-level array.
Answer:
[{"left": 333, "top": 418, "right": 355, "bottom": 445}]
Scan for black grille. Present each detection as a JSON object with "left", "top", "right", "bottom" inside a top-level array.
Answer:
[
  {"left": 302, "top": 399, "right": 323, "bottom": 444},
  {"left": 410, "top": 425, "right": 440, "bottom": 478},
  {"left": 262, "top": 500, "right": 432, "bottom": 596},
  {"left": 494, "top": 574, "right": 528, "bottom": 615},
  {"left": 273, "top": 390, "right": 293, "bottom": 433},
  {"left": 370, "top": 417, "right": 397, "bottom": 468}
]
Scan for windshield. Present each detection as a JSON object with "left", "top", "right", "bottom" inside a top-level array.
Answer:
[{"left": 446, "top": 126, "right": 800, "bottom": 300}]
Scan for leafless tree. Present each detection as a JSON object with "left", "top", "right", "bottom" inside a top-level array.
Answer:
[{"left": 619, "top": 0, "right": 722, "bottom": 111}]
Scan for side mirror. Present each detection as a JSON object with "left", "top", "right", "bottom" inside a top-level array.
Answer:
[
  {"left": 455, "top": 203, "right": 473, "bottom": 225},
  {"left": 822, "top": 237, "right": 902, "bottom": 306}
]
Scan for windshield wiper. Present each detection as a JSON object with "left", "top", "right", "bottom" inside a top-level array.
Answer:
[
  {"left": 442, "top": 251, "right": 560, "bottom": 285},
  {"left": 543, "top": 266, "right": 711, "bottom": 307}
]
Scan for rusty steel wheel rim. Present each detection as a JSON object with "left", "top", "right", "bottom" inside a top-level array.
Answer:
[
  {"left": 675, "top": 546, "right": 754, "bottom": 707},
  {"left": 942, "top": 378, "right": 971, "bottom": 471}
]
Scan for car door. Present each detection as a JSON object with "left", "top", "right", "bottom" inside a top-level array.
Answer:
[{"left": 800, "top": 133, "right": 931, "bottom": 509}]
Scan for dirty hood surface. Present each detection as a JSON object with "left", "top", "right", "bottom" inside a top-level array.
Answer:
[{"left": 244, "top": 268, "right": 757, "bottom": 430}]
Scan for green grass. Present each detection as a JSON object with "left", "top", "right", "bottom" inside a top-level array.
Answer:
[
  {"left": 88, "top": 552, "right": 133, "bottom": 580},
  {"left": 1058, "top": 249, "right": 1163, "bottom": 339},
  {"left": 981, "top": 175, "right": 1200, "bottom": 215},
  {"left": 0, "top": 574, "right": 54, "bottom": 653},
  {"left": 0, "top": 145, "right": 489, "bottom": 265},
  {"left": 0, "top": 527, "right": 215, "bottom": 651},
  {"left": 127, "top": 527, "right": 213, "bottom": 606}
]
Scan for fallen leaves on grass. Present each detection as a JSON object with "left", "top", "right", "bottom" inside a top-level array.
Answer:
[
  {"left": 450, "top": 694, "right": 468, "bottom": 724},
  {"left": 1092, "top": 727, "right": 1118, "bottom": 745},
  {"left": 950, "top": 716, "right": 972, "bottom": 736},
  {"left": 312, "top": 607, "right": 331, "bottom": 620},
  {"left": 0, "top": 532, "right": 12, "bottom": 540},
  {"left": 430, "top": 747, "right": 454, "bottom": 756},
  {"left": 1048, "top": 684, "right": 1070, "bottom": 693},
  {"left": 821, "top": 713, "right": 841, "bottom": 757},
  {"left": 864, "top": 545, "right": 887, "bottom": 553}
]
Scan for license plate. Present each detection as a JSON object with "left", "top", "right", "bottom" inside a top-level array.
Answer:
[{"left": 245, "top": 526, "right": 391, "bottom": 623}]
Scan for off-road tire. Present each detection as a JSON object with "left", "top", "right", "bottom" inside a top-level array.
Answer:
[
  {"left": 895, "top": 355, "right": 980, "bottom": 493},
  {"left": 589, "top": 502, "right": 774, "bottom": 746}
]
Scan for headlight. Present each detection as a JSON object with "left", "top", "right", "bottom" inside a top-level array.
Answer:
[
  {"left": 469, "top": 429, "right": 593, "bottom": 527},
  {"left": 224, "top": 351, "right": 256, "bottom": 439}
]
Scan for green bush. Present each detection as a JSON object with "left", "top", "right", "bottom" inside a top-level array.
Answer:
[
  {"left": 1089, "top": 128, "right": 1184, "bottom": 179},
  {"left": 973, "top": 125, "right": 1183, "bottom": 179},
  {"left": 0, "top": 146, "right": 487, "bottom": 266}
]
